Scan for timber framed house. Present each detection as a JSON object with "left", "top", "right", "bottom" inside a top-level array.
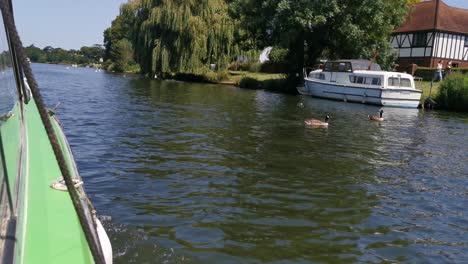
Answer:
[{"left": 391, "top": 0, "right": 468, "bottom": 68}]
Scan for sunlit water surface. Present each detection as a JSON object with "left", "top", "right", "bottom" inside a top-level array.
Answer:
[{"left": 34, "top": 63, "right": 468, "bottom": 263}]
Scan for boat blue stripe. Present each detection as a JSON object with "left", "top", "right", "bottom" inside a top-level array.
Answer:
[
  {"left": 322, "top": 91, "right": 421, "bottom": 101},
  {"left": 305, "top": 78, "right": 422, "bottom": 93}
]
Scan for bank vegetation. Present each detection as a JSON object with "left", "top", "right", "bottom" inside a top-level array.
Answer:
[
  {"left": 104, "top": 0, "right": 414, "bottom": 90},
  {"left": 25, "top": 44, "right": 104, "bottom": 67}
]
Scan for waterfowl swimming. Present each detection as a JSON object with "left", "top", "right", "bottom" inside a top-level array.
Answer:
[
  {"left": 305, "top": 115, "right": 329, "bottom": 126},
  {"left": 369, "top": 110, "right": 384, "bottom": 121}
]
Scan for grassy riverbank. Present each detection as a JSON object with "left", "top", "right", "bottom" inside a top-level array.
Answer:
[
  {"left": 416, "top": 81, "right": 440, "bottom": 102},
  {"left": 224, "top": 71, "right": 286, "bottom": 84},
  {"left": 230, "top": 72, "right": 299, "bottom": 94},
  {"left": 162, "top": 70, "right": 468, "bottom": 111},
  {"left": 164, "top": 70, "right": 289, "bottom": 91}
]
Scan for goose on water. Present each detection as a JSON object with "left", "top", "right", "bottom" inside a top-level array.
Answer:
[
  {"left": 369, "top": 110, "right": 384, "bottom": 121},
  {"left": 305, "top": 115, "right": 330, "bottom": 126}
]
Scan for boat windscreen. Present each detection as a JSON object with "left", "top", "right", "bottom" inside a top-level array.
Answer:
[
  {"left": 324, "top": 61, "right": 352, "bottom": 72},
  {"left": 350, "top": 60, "right": 382, "bottom": 71},
  {"left": 324, "top": 60, "right": 381, "bottom": 72}
]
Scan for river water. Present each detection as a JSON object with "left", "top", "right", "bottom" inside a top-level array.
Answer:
[{"left": 34, "top": 63, "right": 467, "bottom": 263}]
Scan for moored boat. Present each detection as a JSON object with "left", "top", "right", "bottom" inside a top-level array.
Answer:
[
  {"left": 0, "top": 1, "right": 112, "bottom": 263},
  {"left": 298, "top": 60, "right": 422, "bottom": 108}
]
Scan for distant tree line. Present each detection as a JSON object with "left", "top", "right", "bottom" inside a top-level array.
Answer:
[
  {"left": 25, "top": 44, "right": 104, "bottom": 66},
  {"left": 104, "top": 0, "right": 415, "bottom": 78}
]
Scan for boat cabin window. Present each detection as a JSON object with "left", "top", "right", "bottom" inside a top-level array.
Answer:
[
  {"left": 372, "top": 77, "right": 382, "bottom": 85},
  {"left": 324, "top": 62, "right": 352, "bottom": 72},
  {"left": 338, "top": 62, "right": 351, "bottom": 72},
  {"left": 310, "top": 73, "right": 325, "bottom": 80},
  {"left": 349, "top": 75, "right": 381, "bottom": 86},
  {"left": 388, "top": 77, "right": 412, "bottom": 87},
  {"left": 400, "top": 78, "right": 411, "bottom": 87}
]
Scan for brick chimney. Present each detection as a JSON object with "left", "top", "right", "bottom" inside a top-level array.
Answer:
[
  {"left": 431, "top": 0, "right": 441, "bottom": 68},
  {"left": 434, "top": 0, "right": 441, "bottom": 29}
]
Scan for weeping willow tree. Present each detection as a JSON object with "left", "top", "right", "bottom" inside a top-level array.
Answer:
[{"left": 105, "top": 0, "right": 236, "bottom": 75}]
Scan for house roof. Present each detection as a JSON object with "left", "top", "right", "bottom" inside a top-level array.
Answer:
[{"left": 394, "top": 0, "right": 468, "bottom": 35}]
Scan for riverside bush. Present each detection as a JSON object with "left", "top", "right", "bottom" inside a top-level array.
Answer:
[
  {"left": 249, "top": 62, "right": 262, "bottom": 73},
  {"left": 171, "top": 71, "right": 228, "bottom": 83},
  {"left": 204, "top": 70, "right": 229, "bottom": 83},
  {"left": 435, "top": 73, "right": 468, "bottom": 112},
  {"left": 260, "top": 47, "right": 289, "bottom": 73},
  {"left": 269, "top": 47, "right": 289, "bottom": 64}
]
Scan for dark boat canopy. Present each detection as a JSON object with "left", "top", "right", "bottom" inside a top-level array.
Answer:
[{"left": 323, "top": 60, "right": 382, "bottom": 72}]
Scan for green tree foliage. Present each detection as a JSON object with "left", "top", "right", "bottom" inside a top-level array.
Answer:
[
  {"left": 0, "top": 51, "right": 12, "bottom": 69},
  {"left": 24, "top": 44, "right": 104, "bottom": 65},
  {"left": 110, "top": 39, "right": 135, "bottom": 72},
  {"left": 103, "top": 2, "right": 138, "bottom": 62},
  {"left": 80, "top": 45, "right": 105, "bottom": 63},
  {"left": 228, "top": 1, "right": 276, "bottom": 51},
  {"left": 105, "top": 0, "right": 236, "bottom": 75},
  {"left": 25, "top": 45, "right": 47, "bottom": 63},
  {"left": 261, "top": 47, "right": 289, "bottom": 73},
  {"left": 269, "top": 47, "right": 289, "bottom": 64},
  {"left": 105, "top": 0, "right": 411, "bottom": 79},
  {"left": 231, "top": 0, "right": 410, "bottom": 74},
  {"left": 43, "top": 46, "right": 70, "bottom": 63}
]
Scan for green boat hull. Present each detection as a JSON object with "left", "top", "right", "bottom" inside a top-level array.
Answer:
[
  {"left": 1, "top": 98, "right": 111, "bottom": 263},
  {"left": 0, "top": 3, "right": 111, "bottom": 262}
]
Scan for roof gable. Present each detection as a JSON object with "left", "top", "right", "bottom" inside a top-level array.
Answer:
[{"left": 394, "top": 0, "right": 468, "bottom": 35}]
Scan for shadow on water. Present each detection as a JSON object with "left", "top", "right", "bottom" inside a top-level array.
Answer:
[{"left": 32, "top": 63, "right": 468, "bottom": 263}]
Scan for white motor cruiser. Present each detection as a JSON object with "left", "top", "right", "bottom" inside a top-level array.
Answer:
[{"left": 298, "top": 60, "right": 422, "bottom": 108}]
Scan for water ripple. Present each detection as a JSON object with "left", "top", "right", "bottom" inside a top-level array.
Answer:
[{"left": 33, "top": 64, "right": 468, "bottom": 263}]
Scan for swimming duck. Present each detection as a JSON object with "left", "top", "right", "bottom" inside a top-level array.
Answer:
[
  {"left": 369, "top": 110, "right": 384, "bottom": 121},
  {"left": 305, "top": 115, "right": 329, "bottom": 126}
]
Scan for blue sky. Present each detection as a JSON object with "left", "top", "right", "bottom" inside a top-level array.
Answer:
[
  {"left": 14, "top": 0, "right": 127, "bottom": 49},
  {"left": 13, "top": 0, "right": 468, "bottom": 50},
  {"left": 445, "top": 0, "right": 468, "bottom": 9}
]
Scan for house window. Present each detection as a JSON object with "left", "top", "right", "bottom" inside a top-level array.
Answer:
[
  {"left": 465, "top": 36, "right": 468, "bottom": 47},
  {"left": 413, "top": 33, "right": 427, "bottom": 47}
]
